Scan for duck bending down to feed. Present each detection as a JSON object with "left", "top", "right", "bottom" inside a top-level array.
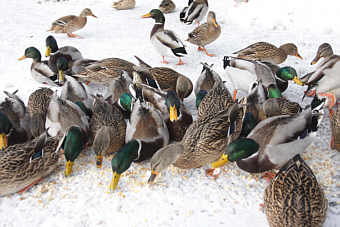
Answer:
[
  {"left": 181, "top": 0, "right": 208, "bottom": 26},
  {"left": 142, "top": 9, "right": 187, "bottom": 65}
]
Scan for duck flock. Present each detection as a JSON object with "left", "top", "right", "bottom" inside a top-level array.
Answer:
[{"left": 1, "top": 0, "right": 339, "bottom": 226}]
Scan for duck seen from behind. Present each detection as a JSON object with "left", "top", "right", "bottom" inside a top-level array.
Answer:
[
  {"left": 159, "top": 0, "right": 176, "bottom": 14},
  {"left": 181, "top": 0, "right": 208, "bottom": 26},
  {"left": 142, "top": 9, "right": 187, "bottom": 65}
]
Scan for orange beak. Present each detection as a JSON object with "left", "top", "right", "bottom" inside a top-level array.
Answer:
[
  {"left": 212, "top": 18, "right": 218, "bottom": 28},
  {"left": 295, "top": 53, "right": 303, "bottom": 60},
  {"left": 142, "top": 13, "right": 152, "bottom": 18},
  {"left": 311, "top": 55, "right": 320, "bottom": 65},
  {"left": 91, "top": 13, "right": 97, "bottom": 18},
  {"left": 18, "top": 55, "right": 27, "bottom": 61}
]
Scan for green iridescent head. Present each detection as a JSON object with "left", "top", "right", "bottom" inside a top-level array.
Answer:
[
  {"left": 276, "top": 67, "right": 303, "bottom": 86},
  {"left": 142, "top": 9, "right": 165, "bottom": 24},
  {"left": 45, "top": 35, "right": 59, "bottom": 57},
  {"left": 225, "top": 138, "right": 260, "bottom": 162},
  {"left": 111, "top": 140, "right": 140, "bottom": 175},
  {"left": 267, "top": 85, "right": 282, "bottom": 99},
  {"left": 19, "top": 47, "right": 41, "bottom": 62}
]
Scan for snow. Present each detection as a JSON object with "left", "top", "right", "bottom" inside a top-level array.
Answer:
[{"left": 0, "top": 0, "right": 339, "bottom": 226}]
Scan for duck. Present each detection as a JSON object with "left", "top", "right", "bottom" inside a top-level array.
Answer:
[
  {"left": 186, "top": 11, "right": 221, "bottom": 57},
  {"left": 0, "top": 90, "right": 32, "bottom": 150},
  {"left": 46, "top": 93, "right": 90, "bottom": 176},
  {"left": 311, "top": 43, "right": 334, "bottom": 65},
  {"left": 27, "top": 87, "right": 54, "bottom": 138},
  {"left": 194, "top": 62, "right": 222, "bottom": 97},
  {"left": 18, "top": 47, "right": 59, "bottom": 86},
  {"left": 132, "top": 81, "right": 193, "bottom": 141},
  {"left": 109, "top": 97, "right": 169, "bottom": 191},
  {"left": 179, "top": 0, "right": 193, "bottom": 22},
  {"left": 211, "top": 108, "right": 323, "bottom": 176},
  {"left": 48, "top": 8, "right": 97, "bottom": 38},
  {"left": 233, "top": 42, "right": 303, "bottom": 64},
  {"left": 104, "top": 70, "right": 133, "bottom": 104},
  {"left": 159, "top": 0, "right": 176, "bottom": 14},
  {"left": 264, "top": 155, "right": 328, "bottom": 227},
  {"left": 223, "top": 56, "right": 304, "bottom": 101},
  {"left": 181, "top": 0, "right": 209, "bottom": 26},
  {"left": 148, "top": 102, "right": 243, "bottom": 183},
  {"left": 89, "top": 94, "right": 126, "bottom": 168},
  {"left": 134, "top": 56, "right": 193, "bottom": 100},
  {"left": 112, "top": 0, "right": 136, "bottom": 10},
  {"left": 0, "top": 131, "right": 62, "bottom": 196},
  {"left": 72, "top": 58, "right": 136, "bottom": 85},
  {"left": 142, "top": 9, "right": 187, "bottom": 65},
  {"left": 45, "top": 35, "right": 83, "bottom": 75}
]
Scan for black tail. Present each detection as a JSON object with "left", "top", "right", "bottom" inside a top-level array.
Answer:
[
  {"left": 171, "top": 47, "right": 187, "bottom": 57},
  {"left": 223, "top": 56, "right": 231, "bottom": 69}
]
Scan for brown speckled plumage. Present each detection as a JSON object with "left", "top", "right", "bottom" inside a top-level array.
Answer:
[
  {"left": 264, "top": 155, "right": 328, "bottom": 227},
  {"left": 112, "top": 0, "right": 136, "bottom": 10},
  {"left": 159, "top": 0, "right": 176, "bottom": 14},
  {"left": 330, "top": 104, "right": 340, "bottom": 152}
]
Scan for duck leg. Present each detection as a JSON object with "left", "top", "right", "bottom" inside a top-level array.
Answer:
[
  {"left": 67, "top": 33, "right": 83, "bottom": 39},
  {"left": 203, "top": 48, "right": 215, "bottom": 57},
  {"left": 205, "top": 168, "right": 221, "bottom": 180},
  {"left": 261, "top": 171, "right": 276, "bottom": 183},
  {"left": 233, "top": 90, "right": 238, "bottom": 102},
  {"left": 176, "top": 58, "right": 185, "bottom": 65},
  {"left": 330, "top": 135, "right": 335, "bottom": 149},
  {"left": 161, "top": 56, "right": 169, "bottom": 64},
  {"left": 18, "top": 177, "right": 44, "bottom": 194},
  {"left": 197, "top": 46, "right": 204, "bottom": 51},
  {"left": 319, "top": 92, "right": 336, "bottom": 109}
]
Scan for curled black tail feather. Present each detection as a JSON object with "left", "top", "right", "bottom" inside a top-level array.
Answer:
[
  {"left": 171, "top": 47, "right": 187, "bottom": 57},
  {"left": 223, "top": 56, "right": 231, "bottom": 69}
]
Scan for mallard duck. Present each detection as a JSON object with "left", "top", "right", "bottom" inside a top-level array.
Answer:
[
  {"left": 194, "top": 62, "right": 222, "bottom": 97},
  {"left": 104, "top": 70, "right": 132, "bottom": 104},
  {"left": 181, "top": 0, "right": 209, "bottom": 26},
  {"left": 47, "top": 93, "right": 90, "bottom": 176},
  {"left": 223, "top": 56, "right": 304, "bottom": 101},
  {"left": 72, "top": 58, "right": 136, "bottom": 85},
  {"left": 18, "top": 47, "right": 59, "bottom": 86},
  {"left": 134, "top": 56, "right": 193, "bottom": 100},
  {"left": 186, "top": 11, "right": 221, "bottom": 57},
  {"left": 264, "top": 155, "right": 328, "bottom": 227},
  {"left": 311, "top": 43, "right": 334, "bottom": 65},
  {"left": 142, "top": 9, "right": 187, "bottom": 65},
  {"left": 0, "top": 90, "right": 31, "bottom": 150},
  {"left": 0, "top": 131, "right": 62, "bottom": 196},
  {"left": 45, "top": 35, "right": 83, "bottom": 75},
  {"left": 48, "top": 8, "right": 97, "bottom": 38},
  {"left": 27, "top": 87, "right": 54, "bottom": 138},
  {"left": 112, "top": 0, "right": 136, "bottom": 10},
  {"left": 89, "top": 95, "right": 126, "bottom": 168},
  {"left": 330, "top": 103, "right": 340, "bottom": 152},
  {"left": 109, "top": 97, "right": 169, "bottom": 191},
  {"left": 179, "top": 0, "right": 193, "bottom": 22},
  {"left": 233, "top": 42, "right": 303, "bottom": 64},
  {"left": 211, "top": 109, "right": 323, "bottom": 174},
  {"left": 159, "top": 0, "right": 176, "bottom": 14},
  {"left": 148, "top": 103, "right": 243, "bottom": 183}
]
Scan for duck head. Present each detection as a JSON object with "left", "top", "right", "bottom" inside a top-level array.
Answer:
[
  {"left": 276, "top": 67, "right": 303, "bottom": 86},
  {"left": 18, "top": 47, "right": 41, "bottom": 62},
  {"left": 311, "top": 43, "right": 333, "bottom": 65},
  {"left": 165, "top": 90, "right": 181, "bottom": 122},
  {"left": 142, "top": 9, "right": 165, "bottom": 24},
  {"left": 45, "top": 36, "right": 59, "bottom": 57}
]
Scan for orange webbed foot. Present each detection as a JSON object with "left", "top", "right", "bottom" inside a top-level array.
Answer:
[
  {"left": 18, "top": 178, "right": 44, "bottom": 194},
  {"left": 261, "top": 171, "right": 276, "bottom": 183},
  {"left": 205, "top": 168, "right": 221, "bottom": 180}
]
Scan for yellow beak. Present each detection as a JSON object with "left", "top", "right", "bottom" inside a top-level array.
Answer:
[
  {"left": 142, "top": 13, "right": 152, "bottom": 18},
  {"left": 211, "top": 153, "right": 229, "bottom": 168},
  {"left": 64, "top": 160, "right": 74, "bottom": 177},
  {"left": 295, "top": 53, "right": 303, "bottom": 60},
  {"left": 212, "top": 19, "right": 218, "bottom": 28},
  {"left": 169, "top": 105, "right": 178, "bottom": 122},
  {"left": 148, "top": 170, "right": 159, "bottom": 184},
  {"left": 0, "top": 133, "right": 8, "bottom": 151},
  {"left": 292, "top": 76, "right": 304, "bottom": 86},
  {"left": 18, "top": 55, "right": 27, "bottom": 61},
  {"left": 45, "top": 46, "right": 51, "bottom": 57},
  {"left": 109, "top": 172, "right": 121, "bottom": 191},
  {"left": 96, "top": 155, "right": 104, "bottom": 169},
  {"left": 58, "top": 69, "right": 64, "bottom": 84}
]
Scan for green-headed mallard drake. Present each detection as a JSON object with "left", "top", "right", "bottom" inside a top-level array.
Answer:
[
  {"left": 264, "top": 155, "right": 328, "bottom": 227},
  {"left": 109, "top": 97, "right": 169, "bottom": 191},
  {"left": 186, "top": 11, "right": 221, "bottom": 57},
  {"left": 47, "top": 93, "right": 90, "bottom": 176},
  {"left": 159, "top": 0, "right": 176, "bottom": 14},
  {"left": 18, "top": 47, "right": 59, "bottom": 86},
  {"left": 211, "top": 108, "right": 323, "bottom": 173},
  {"left": 0, "top": 90, "right": 32, "bottom": 150},
  {"left": 45, "top": 35, "right": 83, "bottom": 75},
  {"left": 48, "top": 8, "right": 97, "bottom": 38},
  {"left": 134, "top": 56, "right": 193, "bottom": 100},
  {"left": 72, "top": 58, "right": 136, "bottom": 85},
  {"left": 0, "top": 131, "right": 61, "bottom": 196},
  {"left": 223, "top": 56, "right": 304, "bottom": 101},
  {"left": 112, "top": 0, "right": 136, "bottom": 10},
  {"left": 148, "top": 103, "right": 243, "bottom": 183},
  {"left": 89, "top": 94, "right": 126, "bottom": 168},
  {"left": 142, "top": 9, "right": 187, "bottom": 65},
  {"left": 27, "top": 87, "right": 54, "bottom": 138},
  {"left": 104, "top": 70, "right": 132, "bottom": 104},
  {"left": 181, "top": 0, "right": 208, "bottom": 26},
  {"left": 233, "top": 42, "right": 303, "bottom": 64},
  {"left": 194, "top": 62, "right": 222, "bottom": 97}
]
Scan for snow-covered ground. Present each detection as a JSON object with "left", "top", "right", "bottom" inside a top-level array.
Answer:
[{"left": 0, "top": 0, "right": 339, "bottom": 226}]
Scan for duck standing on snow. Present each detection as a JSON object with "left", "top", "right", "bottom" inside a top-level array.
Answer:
[
  {"left": 48, "top": 8, "right": 97, "bottom": 38},
  {"left": 112, "top": 0, "right": 136, "bottom": 10},
  {"left": 109, "top": 95, "right": 169, "bottom": 191},
  {"left": 142, "top": 9, "right": 187, "bottom": 65},
  {"left": 18, "top": 47, "right": 59, "bottom": 86},
  {"left": 264, "top": 155, "right": 328, "bottom": 227},
  {"left": 233, "top": 42, "right": 303, "bottom": 64},
  {"left": 181, "top": 0, "right": 208, "bottom": 26},
  {"left": 159, "top": 0, "right": 176, "bottom": 14},
  {"left": 186, "top": 11, "right": 221, "bottom": 57}
]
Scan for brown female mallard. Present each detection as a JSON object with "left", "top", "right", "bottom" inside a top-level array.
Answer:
[
  {"left": 112, "top": 0, "right": 136, "bottom": 10},
  {"left": 264, "top": 155, "right": 328, "bottom": 227},
  {"left": 330, "top": 103, "right": 340, "bottom": 152},
  {"left": 159, "top": 0, "right": 176, "bottom": 14}
]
